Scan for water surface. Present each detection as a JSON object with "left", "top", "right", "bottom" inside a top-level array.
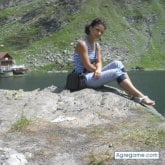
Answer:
[{"left": 0, "top": 71, "right": 164, "bottom": 116}]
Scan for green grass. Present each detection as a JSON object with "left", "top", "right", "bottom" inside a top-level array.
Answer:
[
  {"left": 88, "top": 151, "right": 112, "bottom": 165},
  {"left": 122, "top": 128, "right": 165, "bottom": 147},
  {"left": 0, "top": 0, "right": 164, "bottom": 70},
  {"left": 12, "top": 116, "right": 32, "bottom": 132}
]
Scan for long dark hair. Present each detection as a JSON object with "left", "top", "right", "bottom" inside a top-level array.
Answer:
[{"left": 85, "top": 18, "right": 107, "bottom": 35}]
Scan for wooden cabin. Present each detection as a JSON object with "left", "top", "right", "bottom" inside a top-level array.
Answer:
[
  {"left": 0, "top": 52, "right": 13, "bottom": 66},
  {"left": 0, "top": 52, "right": 27, "bottom": 77}
]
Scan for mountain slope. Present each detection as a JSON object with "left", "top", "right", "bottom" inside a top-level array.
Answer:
[{"left": 0, "top": 0, "right": 164, "bottom": 71}]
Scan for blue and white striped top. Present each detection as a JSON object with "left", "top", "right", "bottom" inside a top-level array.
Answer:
[{"left": 73, "top": 38, "right": 97, "bottom": 73}]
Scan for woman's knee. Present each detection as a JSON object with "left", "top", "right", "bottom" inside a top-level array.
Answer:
[
  {"left": 113, "top": 60, "right": 124, "bottom": 68},
  {"left": 116, "top": 74, "right": 127, "bottom": 84},
  {"left": 112, "top": 60, "right": 126, "bottom": 72}
]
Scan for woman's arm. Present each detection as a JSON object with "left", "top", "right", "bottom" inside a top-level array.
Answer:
[
  {"left": 95, "top": 42, "right": 102, "bottom": 71},
  {"left": 75, "top": 40, "right": 97, "bottom": 72},
  {"left": 94, "top": 42, "right": 102, "bottom": 79}
]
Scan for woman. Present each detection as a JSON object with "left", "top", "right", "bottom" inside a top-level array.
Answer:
[{"left": 73, "top": 18, "right": 155, "bottom": 106}]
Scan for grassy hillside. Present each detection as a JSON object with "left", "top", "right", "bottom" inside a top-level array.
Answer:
[{"left": 0, "top": 0, "right": 164, "bottom": 71}]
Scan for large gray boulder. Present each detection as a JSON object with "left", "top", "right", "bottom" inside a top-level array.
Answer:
[{"left": 0, "top": 86, "right": 164, "bottom": 165}]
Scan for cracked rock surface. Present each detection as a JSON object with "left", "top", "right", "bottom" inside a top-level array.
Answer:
[{"left": 0, "top": 86, "right": 164, "bottom": 165}]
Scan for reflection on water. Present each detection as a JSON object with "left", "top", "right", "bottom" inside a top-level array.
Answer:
[
  {"left": 0, "top": 71, "right": 164, "bottom": 116},
  {"left": 0, "top": 72, "right": 67, "bottom": 91}
]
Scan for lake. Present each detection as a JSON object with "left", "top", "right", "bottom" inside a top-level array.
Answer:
[{"left": 0, "top": 70, "right": 164, "bottom": 116}]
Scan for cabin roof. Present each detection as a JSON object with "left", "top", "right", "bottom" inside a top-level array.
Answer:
[{"left": 0, "top": 52, "right": 13, "bottom": 59}]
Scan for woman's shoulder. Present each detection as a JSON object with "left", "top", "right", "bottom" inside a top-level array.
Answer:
[
  {"left": 75, "top": 39, "right": 87, "bottom": 49},
  {"left": 76, "top": 39, "right": 86, "bottom": 45}
]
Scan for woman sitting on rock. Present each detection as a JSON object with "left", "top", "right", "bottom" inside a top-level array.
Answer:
[{"left": 73, "top": 17, "right": 155, "bottom": 106}]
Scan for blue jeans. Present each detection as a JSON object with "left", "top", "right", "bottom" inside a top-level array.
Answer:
[{"left": 85, "top": 60, "right": 126, "bottom": 88}]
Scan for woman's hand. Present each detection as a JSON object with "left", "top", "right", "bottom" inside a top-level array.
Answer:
[{"left": 94, "top": 69, "right": 101, "bottom": 79}]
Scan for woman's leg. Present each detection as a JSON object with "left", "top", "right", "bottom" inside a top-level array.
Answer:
[
  {"left": 119, "top": 78, "right": 143, "bottom": 97},
  {"left": 85, "top": 60, "right": 155, "bottom": 105},
  {"left": 107, "top": 61, "right": 155, "bottom": 105},
  {"left": 85, "top": 60, "right": 126, "bottom": 87},
  {"left": 119, "top": 77, "right": 155, "bottom": 105},
  {"left": 85, "top": 68, "right": 124, "bottom": 87},
  {"left": 102, "top": 60, "right": 125, "bottom": 71}
]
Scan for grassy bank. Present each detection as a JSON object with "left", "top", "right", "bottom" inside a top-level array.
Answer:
[{"left": 0, "top": 0, "right": 164, "bottom": 70}]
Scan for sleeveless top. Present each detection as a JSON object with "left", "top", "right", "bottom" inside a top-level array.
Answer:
[{"left": 73, "top": 38, "right": 97, "bottom": 73}]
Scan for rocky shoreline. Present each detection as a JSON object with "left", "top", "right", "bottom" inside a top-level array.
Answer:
[{"left": 0, "top": 86, "right": 164, "bottom": 165}]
